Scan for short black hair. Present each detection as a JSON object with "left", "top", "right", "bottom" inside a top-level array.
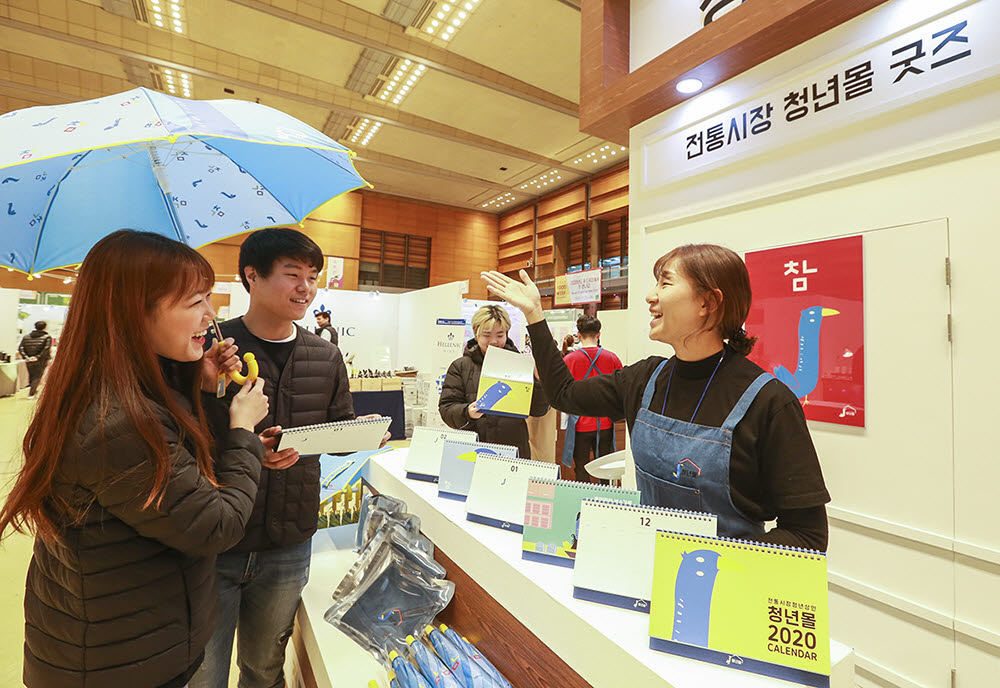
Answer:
[
  {"left": 238, "top": 227, "right": 324, "bottom": 292},
  {"left": 577, "top": 314, "right": 601, "bottom": 336},
  {"left": 34, "top": 321, "right": 47, "bottom": 331},
  {"left": 316, "top": 311, "right": 330, "bottom": 323}
]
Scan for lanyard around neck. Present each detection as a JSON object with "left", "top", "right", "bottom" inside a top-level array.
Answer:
[{"left": 660, "top": 349, "right": 725, "bottom": 423}]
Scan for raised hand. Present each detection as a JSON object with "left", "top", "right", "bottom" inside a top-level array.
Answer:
[{"left": 480, "top": 269, "right": 544, "bottom": 323}]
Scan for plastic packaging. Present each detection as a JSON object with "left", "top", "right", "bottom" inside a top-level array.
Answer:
[
  {"left": 326, "top": 523, "right": 453, "bottom": 660},
  {"left": 407, "top": 634, "right": 465, "bottom": 688},
  {"left": 389, "top": 650, "right": 433, "bottom": 688},
  {"left": 357, "top": 493, "right": 434, "bottom": 558},
  {"left": 388, "top": 669, "right": 401, "bottom": 688},
  {"left": 357, "top": 493, "right": 409, "bottom": 549},
  {"left": 425, "top": 625, "right": 498, "bottom": 688}
]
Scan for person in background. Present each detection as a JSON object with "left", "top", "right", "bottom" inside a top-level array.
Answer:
[
  {"left": 439, "top": 304, "right": 549, "bottom": 458},
  {"left": 482, "top": 244, "right": 831, "bottom": 550},
  {"left": 194, "top": 227, "right": 387, "bottom": 688},
  {"left": 561, "top": 333, "right": 576, "bottom": 357},
  {"left": 0, "top": 230, "right": 269, "bottom": 688},
  {"left": 314, "top": 307, "right": 338, "bottom": 345},
  {"left": 562, "top": 315, "right": 624, "bottom": 482},
  {"left": 18, "top": 321, "right": 51, "bottom": 397}
]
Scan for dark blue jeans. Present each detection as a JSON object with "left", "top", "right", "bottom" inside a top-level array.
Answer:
[{"left": 191, "top": 539, "right": 311, "bottom": 688}]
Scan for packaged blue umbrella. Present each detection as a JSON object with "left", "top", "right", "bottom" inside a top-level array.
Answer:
[
  {"left": 439, "top": 626, "right": 513, "bottom": 688},
  {"left": 424, "top": 625, "right": 499, "bottom": 688},
  {"left": 388, "top": 669, "right": 401, "bottom": 688},
  {"left": 388, "top": 650, "right": 432, "bottom": 688},
  {"left": 325, "top": 523, "right": 453, "bottom": 661},
  {"left": 406, "top": 635, "right": 464, "bottom": 688}
]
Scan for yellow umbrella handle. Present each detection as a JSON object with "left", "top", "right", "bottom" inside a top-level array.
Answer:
[{"left": 227, "top": 351, "right": 259, "bottom": 386}]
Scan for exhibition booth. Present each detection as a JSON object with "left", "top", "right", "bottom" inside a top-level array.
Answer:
[{"left": 625, "top": 1, "right": 1000, "bottom": 686}]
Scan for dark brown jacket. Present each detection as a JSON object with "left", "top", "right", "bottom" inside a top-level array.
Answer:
[
  {"left": 214, "top": 318, "right": 354, "bottom": 552},
  {"left": 438, "top": 339, "right": 549, "bottom": 458},
  {"left": 23, "top": 386, "right": 264, "bottom": 688}
]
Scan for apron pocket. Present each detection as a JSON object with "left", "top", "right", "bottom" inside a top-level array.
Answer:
[{"left": 634, "top": 464, "right": 704, "bottom": 512}]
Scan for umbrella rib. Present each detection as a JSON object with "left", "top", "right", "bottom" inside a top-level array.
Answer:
[
  {"left": 29, "top": 149, "right": 94, "bottom": 276},
  {"left": 192, "top": 135, "right": 302, "bottom": 225}
]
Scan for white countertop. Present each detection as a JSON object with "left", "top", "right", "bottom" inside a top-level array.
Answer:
[{"left": 296, "top": 447, "right": 855, "bottom": 688}]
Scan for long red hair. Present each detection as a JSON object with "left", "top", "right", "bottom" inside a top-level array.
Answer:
[{"left": 0, "top": 230, "right": 218, "bottom": 540}]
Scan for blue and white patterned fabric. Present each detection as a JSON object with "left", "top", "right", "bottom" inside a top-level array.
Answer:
[{"left": 0, "top": 87, "right": 368, "bottom": 273}]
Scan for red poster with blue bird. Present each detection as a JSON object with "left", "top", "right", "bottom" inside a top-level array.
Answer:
[{"left": 745, "top": 236, "right": 864, "bottom": 427}]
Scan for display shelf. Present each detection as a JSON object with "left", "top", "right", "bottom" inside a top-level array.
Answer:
[{"left": 292, "top": 448, "right": 855, "bottom": 688}]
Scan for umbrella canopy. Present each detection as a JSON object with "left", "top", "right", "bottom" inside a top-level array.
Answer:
[{"left": 0, "top": 87, "right": 369, "bottom": 275}]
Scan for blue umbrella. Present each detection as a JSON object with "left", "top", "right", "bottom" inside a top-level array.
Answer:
[{"left": 0, "top": 87, "right": 369, "bottom": 275}]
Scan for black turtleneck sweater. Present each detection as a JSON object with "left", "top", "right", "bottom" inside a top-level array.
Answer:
[{"left": 526, "top": 320, "right": 830, "bottom": 551}]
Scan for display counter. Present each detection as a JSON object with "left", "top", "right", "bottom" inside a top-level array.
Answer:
[
  {"left": 350, "top": 390, "right": 405, "bottom": 440},
  {"left": 0, "top": 361, "right": 28, "bottom": 397},
  {"left": 291, "top": 447, "right": 855, "bottom": 688}
]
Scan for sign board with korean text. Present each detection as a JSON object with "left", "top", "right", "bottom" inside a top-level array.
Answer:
[
  {"left": 744, "top": 236, "right": 864, "bottom": 427},
  {"left": 643, "top": 1, "right": 997, "bottom": 190},
  {"left": 554, "top": 268, "right": 602, "bottom": 307}
]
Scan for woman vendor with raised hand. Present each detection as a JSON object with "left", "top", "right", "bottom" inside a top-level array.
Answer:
[{"left": 481, "top": 244, "right": 830, "bottom": 551}]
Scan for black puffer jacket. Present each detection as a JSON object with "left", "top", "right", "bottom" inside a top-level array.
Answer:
[
  {"left": 214, "top": 318, "right": 354, "bottom": 552},
  {"left": 19, "top": 329, "right": 52, "bottom": 362},
  {"left": 23, "top": 385, "right": 264, "bottom": 688},
  {"left": 439, "top": 339, "right": 549, "bottom": 458}
]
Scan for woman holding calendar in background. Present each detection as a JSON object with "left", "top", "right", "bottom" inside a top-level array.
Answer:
[{"left": 481, "top": 244, "right": 830, "bottom": 550}]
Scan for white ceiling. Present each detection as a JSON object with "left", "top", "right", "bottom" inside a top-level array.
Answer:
[{"left": 0, "top": 0, "right": 625, "bottom": 212}]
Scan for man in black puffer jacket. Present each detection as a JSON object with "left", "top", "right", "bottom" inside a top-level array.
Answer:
[
  {"left": 194, "top": 229, "right": 372, "bottom": 688},
  {"left": 439, "top": 305, "right": 549, "bottom": 458},
  {"left": 18, "top": 321, "right": 51, "bottom": 396}
]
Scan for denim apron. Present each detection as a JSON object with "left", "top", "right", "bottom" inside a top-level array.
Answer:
[
  {"left": 631, "top": 356, "right": 774, "bottom": 539},
  {"left": 562, "top": 348, "right": 616, "bottom": 468}
]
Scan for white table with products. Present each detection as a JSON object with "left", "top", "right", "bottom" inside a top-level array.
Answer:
[{"left": 290, "top": 447, "right": 854, "bottom": 688}]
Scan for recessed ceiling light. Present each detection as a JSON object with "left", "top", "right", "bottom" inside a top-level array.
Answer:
[
  {"left": 426, "top": 27, "right": 434, "bottom": 33},
  {"left": 676, "top": 77, "right": 704, "bottom": 94}
]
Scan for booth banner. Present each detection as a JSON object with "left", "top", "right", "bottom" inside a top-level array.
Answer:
[
  {"left": 540, "top": 308, "right": 581, "bottom": 351},
  {"left": 433, "top": 318, "right": 467, "bottom": 396},
  {"left": 324, "top": 256, "right": 345, "bottom": 289},
  {"left": 745, "top": 235, "right": 864, "bottom": 427},
  {"left": 646, "top": 1, "right": 996, "bottom": 189},
  {"left": 554, "top": 268, "right": 602, "bottom": 307},
  {"left": 292, "top": 288, "right": 396, "bottom": 371}
]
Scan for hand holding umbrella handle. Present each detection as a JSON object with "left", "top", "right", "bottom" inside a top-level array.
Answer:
[{"left": 226, "top": 350, "right": 259, "bottom": 386}]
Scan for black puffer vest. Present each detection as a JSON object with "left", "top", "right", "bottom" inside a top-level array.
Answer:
[{"left": 215, "top": 318, "right": 355, "bottom": 552}]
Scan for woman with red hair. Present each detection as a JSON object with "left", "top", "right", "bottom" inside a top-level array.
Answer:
[{"left": 0, "top": 230, "right": 270, "bottom": 688}]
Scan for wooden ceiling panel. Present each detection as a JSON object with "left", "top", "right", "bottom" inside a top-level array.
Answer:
[
  {"left": 449, "top": 0, "right": 581, "bottom": 103},
  {"left": 403, "top": 70, "right": 588, "bottom": 158},
  {"left": 363, "top": 124, "right": 534, "bottom": 186},
  {"left": 187, "top": 1, "right": 362, "bottom": 86},
  {"left": 353, "top": 164, "right": 502, "bottom": 208}
]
